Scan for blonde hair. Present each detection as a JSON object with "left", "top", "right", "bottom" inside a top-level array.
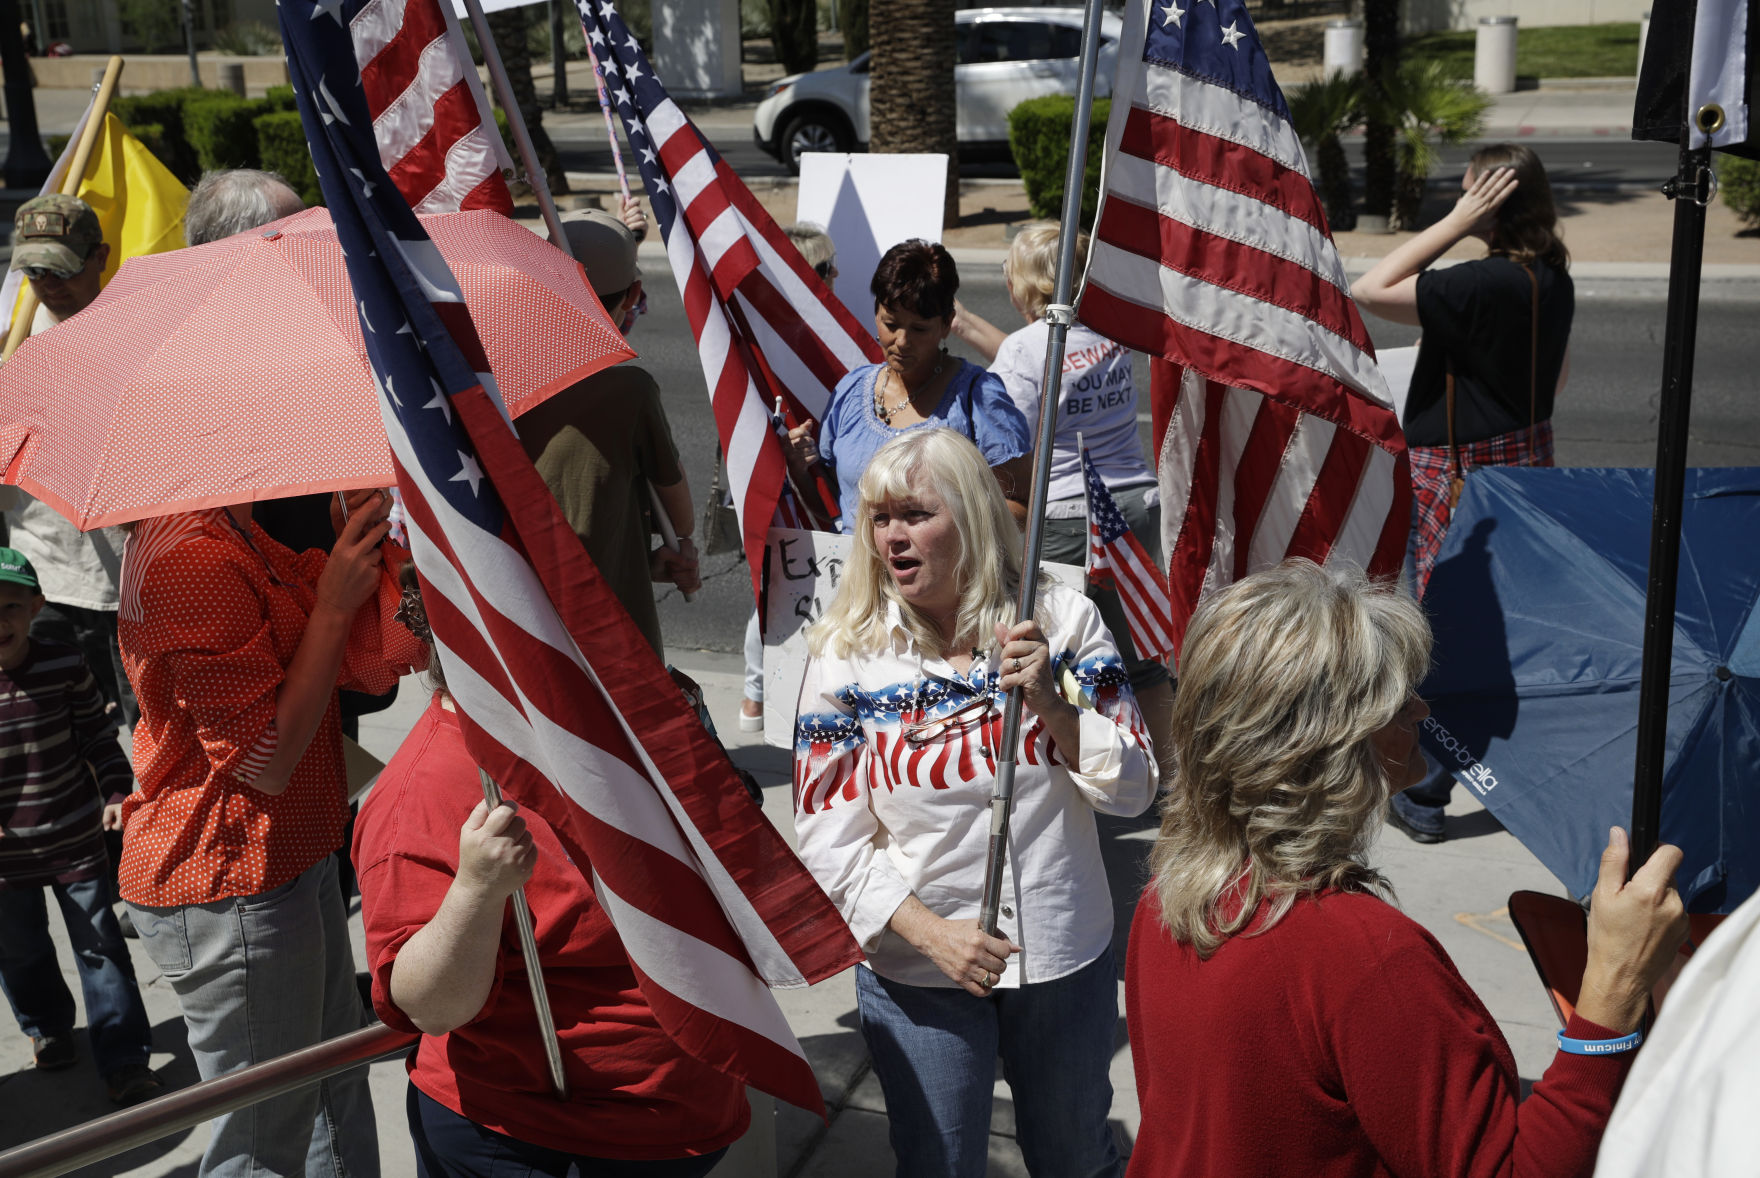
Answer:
[
  {"left": 1149, "top": 560, "right": 1431, "bottom": 958},
  {"left": 1006, "top": 223, "right": 1088, "bottom": 321},
  {"left": 809, "top": 429, "right": 1023, "bottom": 660}
]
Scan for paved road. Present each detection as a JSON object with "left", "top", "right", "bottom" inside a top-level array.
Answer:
[{"left": 651, "top": 270, "right": 1760, "bottom": 655}]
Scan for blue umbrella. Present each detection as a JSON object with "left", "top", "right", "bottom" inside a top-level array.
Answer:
[{"left": 1419, "top": 467, "right": 1760, "bottom": 914}]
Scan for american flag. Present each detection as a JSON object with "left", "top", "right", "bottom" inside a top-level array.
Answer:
[
  {"left": 351, "top": 0, "right": 515, "bottom": 213},
  {"left": 574, "top": 0, "right": 883, "bottom": 590},
  {"left": 1078, "top": 0, "right": 1410, "bottom": 653},
  {"left": 1081, "top": 446, "right": 1178, "bottom": 664},
  {"left": 277, "top": 0, "right": 861, "bottom": 1115}
]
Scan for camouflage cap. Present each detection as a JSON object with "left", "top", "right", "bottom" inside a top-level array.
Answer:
[{"left": 10, "top": 193, "right": 102, "bottom": 276}]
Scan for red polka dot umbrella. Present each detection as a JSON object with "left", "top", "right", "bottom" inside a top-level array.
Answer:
[{"left": 0, "top": 206, "right": 635, "bottom": 529}]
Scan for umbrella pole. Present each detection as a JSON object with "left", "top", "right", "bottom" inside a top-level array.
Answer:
[
  {"left": 978, "top": 0, "right": 1106, "bottom": 937},
  {"left": 1630, "top": 127, "right": 1715, "bottom": 867},
  {"left": 477, "top": 769, "right": 571, "bottom": 1101},
  {"left": 459, "top": 0, "right": 570, "bottom": 250},
  {"left": 1, "top": 54, "right": 122, "bottom": 363}
]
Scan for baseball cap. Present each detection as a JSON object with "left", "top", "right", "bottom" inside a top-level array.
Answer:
[
  {"left": 10, "top": 194, "right": 102, "bottom": 277},
  {"left": 561, "top": 209, "right": 640, "bottom": 299},
  {"left": 0, "top": 548, "right": 41, "bottom": 592}
]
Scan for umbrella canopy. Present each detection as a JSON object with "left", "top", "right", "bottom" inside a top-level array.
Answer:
[
  {"left": 0, "top": 207, "right": 634, "bottom": 528},
  {"left": 1421, "top": 467, "right": 1760, "bottom": 914}
]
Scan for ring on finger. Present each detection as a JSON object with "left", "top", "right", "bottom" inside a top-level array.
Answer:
[{"left": 1011, "top": 656, "right": 1022, "bottom": 673}]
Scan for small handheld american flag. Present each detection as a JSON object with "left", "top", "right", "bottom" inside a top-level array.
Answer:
[{"left": 1081, "top": 443, "right": 1178, "bottom": 665}]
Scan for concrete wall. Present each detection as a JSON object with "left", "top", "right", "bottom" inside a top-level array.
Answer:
[
  {"left": 39, "top": 0, "right": 282, "bottom": 56},
  {"left": 28, "top": 53, "right": 289, "bottom": 94},
  {"left": 652, "top": 0, "right": 742, "bottom": 99},
  {"left": 1403, "top": 0, "right": 1650, "bottom": 35}
]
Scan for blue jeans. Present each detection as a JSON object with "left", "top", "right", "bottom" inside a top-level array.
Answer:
[
  {"left": 0, "top": 873, "right": 152, "bottom": 1074},
  {"left": 407, "top": 1085, "right": 728, "bottom": 1178},
  {"left": 128, "top": 858, "right": 377, "bottom": 1178},
  {"left": 855, "top": 950, "right": 1123, "bottom": 1178}
]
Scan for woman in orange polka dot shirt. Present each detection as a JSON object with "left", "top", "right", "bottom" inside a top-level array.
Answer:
[{"left": 115, "top": 490, "right": 423, "bottom": 1178}]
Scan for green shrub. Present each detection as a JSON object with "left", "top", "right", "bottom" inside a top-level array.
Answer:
[
  {"left": 254, "top": 111, "right": 323, "bottom": 207},
  {"left": 1720, "top": 153, "right": 1760, "bottom": 229},
  {"left": 263, "top": 85, "right": 298, "bottom": 113},
  {"left": 110, "top": 88, "right": 213, "bottom": 180},
  {"left": 183, "top": 94, "right": 271, "bottom": 173},
  {"left": 1008, "top": 95, "right": 1111, "bottom": 227}
]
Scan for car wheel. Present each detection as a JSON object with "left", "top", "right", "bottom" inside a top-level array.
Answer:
[{"left": 781, "top": 113, "right": 851, "bottom": 173}]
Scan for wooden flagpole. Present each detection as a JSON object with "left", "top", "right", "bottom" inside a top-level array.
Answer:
[{"left": 2, "top": 54, "right": 123, "bottom": 363}]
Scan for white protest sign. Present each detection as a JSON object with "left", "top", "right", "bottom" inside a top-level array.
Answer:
[
  {"left": 1375, "top": 344, "right": 1417, "bottom": 425},
  {"left": 760, "top": 528, "right": 1086, "bottom": 748},
  {"left": 795, "top": 153, "right": 947, "bottom": 336}
]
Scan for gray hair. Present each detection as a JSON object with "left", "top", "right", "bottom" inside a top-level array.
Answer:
[
  {"left": 784, "top": 222, "right": 836, "bottom": 277},
  {"left": 185, "top": 169, "right": 303, "bottom": 246},
  {"left": 1149, "top": 560, "right": 1431, "bottom": 957}
]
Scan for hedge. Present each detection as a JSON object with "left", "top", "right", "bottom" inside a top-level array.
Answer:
[
  {"left": 1007, "top": 95, "right": 1111, "bottom": 226},
  {"left": 254, "top": 111, "right": 323, "bottom": 208},
  {"left": 110, "top": 87, "right": 208, "bottom": 179},
  {"left": 1721, "top": 152, "right": 1760, "bottom": 230},
  {"left": 184, "top": 94, "right": 272, "bottom": 173}
]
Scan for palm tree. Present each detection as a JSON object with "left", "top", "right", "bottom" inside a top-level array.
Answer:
[
  {"left": 870, "top": 0, "right": 959, "bottom": 225},
  {"left": 487, "top": 6, "right": 569, "bottom": 196},
  {"left": 1288, "top": 72, "right": 1361, "bottom": 232},
  {"left": 1360, "top": 0, "right": 1398, "bottom": 226},
  {"left": 1372, "top": 61, "right": 1490, "bottom": 230},
  {"left": 768, "top": 0, "right": 819, "bottom": 76}
]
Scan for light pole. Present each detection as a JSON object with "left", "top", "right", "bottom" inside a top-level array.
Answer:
[{"left": 183, "top": 0, "right": 201, "bottom": 87}]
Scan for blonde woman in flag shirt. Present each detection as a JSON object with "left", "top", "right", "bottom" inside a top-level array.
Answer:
[
  {"left": 953, "top": 223, "right": 1175, "bottom": 780},
  {"left": 792, "top": 428, "right": 1156, "bottom": 1178}
]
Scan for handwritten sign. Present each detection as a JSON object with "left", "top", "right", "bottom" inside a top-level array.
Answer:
[{"left": 760, "top": 528, "right": 1085, "bottom": 748}]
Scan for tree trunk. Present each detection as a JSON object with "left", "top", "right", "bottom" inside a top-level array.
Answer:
[
  {"left": 870, "top": 0, "right": 959, "bottom": 225},
  {"left": 1360, "top": 0, "right": 1398, "bottom": 222},
  {"left": 487, "top": 7, "right": 569, "bottom": 196},
  {"left": 768, "top": 0, "right": 819, "bottom": 76}
]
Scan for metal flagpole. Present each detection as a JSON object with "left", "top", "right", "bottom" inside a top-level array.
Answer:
[
  {"left": 477, "top": 769, "right": 571, "bottom": 1100},
  {"left": 1631, "top": 30, "right": 1715, "bottom": 867},
  {"left": 979, "top": 0, "right": 1108, "bottom": 936},
  {"left": 459, "top": 0, "right": 570, "bottom": 249}
]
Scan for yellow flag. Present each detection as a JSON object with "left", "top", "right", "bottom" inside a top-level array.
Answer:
[{"left": 76, "top": 113, "right": 189, "bottom": 289}]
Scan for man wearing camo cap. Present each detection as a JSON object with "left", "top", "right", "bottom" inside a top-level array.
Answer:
[
  {"left": 1, "top": 194, "right": 135, "bottom": 739},
  {"left": 9, "top": 193, "right": 109, "bottom": 324}
]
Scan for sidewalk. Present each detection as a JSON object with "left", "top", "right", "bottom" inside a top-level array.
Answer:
[{"left": 0, "top": 653, "right": 1571, "bottom": 1177}]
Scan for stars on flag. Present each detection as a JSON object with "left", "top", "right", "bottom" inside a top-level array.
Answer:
[
  {"left": 311, "top": 0, "right": 346, "bottom": 26},
  {"left": 424, "top": 379, "right": 453, "bottom": 423},
  {"left": 1220, "top": 21, "right": 1245, "bottom": 49},
  {"left": 1160, "top": 3, "right": 1183, "bottom": 26},
  {"left": 316, "top": 75, "right": 351, "bottom": 125},
  {"left": 451, "top": 451, "right": 485, "bottom": 496},
  {"left": 349, "top": 167, "right": 377, "bottom": 198}
]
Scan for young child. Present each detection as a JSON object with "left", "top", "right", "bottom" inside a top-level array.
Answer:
[{"left": 0, "top": 547, "right": 161, "bottom": 1104}]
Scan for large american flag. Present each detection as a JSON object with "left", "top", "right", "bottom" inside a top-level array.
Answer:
[
  {"left": 1079, "top": 0, "right": 1409, "bottom": 652},
  {"left": 1082, "top": 447, "right": 1178, "bottom": 664},
  {"left": 277, "top": 0, "right": 862, "bottom": 1114},
  {"left": 351, "top": 0, "right": 515, "bottom": 213},
  {"left": 574, "top": 0, "right": 882, "bottom": 593}
]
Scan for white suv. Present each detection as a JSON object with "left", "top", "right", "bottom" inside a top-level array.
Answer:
[{"left": 753, "top": 7, "right": 1123, "bottom": 173}]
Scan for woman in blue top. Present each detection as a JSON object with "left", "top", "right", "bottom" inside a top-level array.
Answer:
[{"left": 787, "top": 239, "right": 1032, "bottom": 532}]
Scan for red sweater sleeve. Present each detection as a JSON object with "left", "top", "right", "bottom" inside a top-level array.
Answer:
[{"left": 1328, "top": 906, "right": 1632, "bottom": 1178}]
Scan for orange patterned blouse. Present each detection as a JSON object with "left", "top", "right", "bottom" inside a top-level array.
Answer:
[{"left": 115, "top": 508, "right": 422, "bottom": 908}]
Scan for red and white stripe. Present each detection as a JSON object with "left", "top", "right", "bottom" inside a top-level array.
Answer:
[
  {"left": 1080, "top": 1, "right": 1409, "bottom": 654},
  {"left": 640, "top": 94, "right": 881, "bottom": 596},
  {"left": 350, "top": 0, "right": 515, "bottom": 214},
  {"left": 385, "top": 229, "right": 858, "bottom": 1115}
]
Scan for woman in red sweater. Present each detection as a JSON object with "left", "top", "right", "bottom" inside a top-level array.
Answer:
[{"left": 1125, "top": 560, "right": 1688, "bottom": 1178}]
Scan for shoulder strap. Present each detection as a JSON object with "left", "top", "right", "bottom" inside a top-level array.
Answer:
[{"left": 1446, "top": 367, "right": 1462, "bottom": 480}]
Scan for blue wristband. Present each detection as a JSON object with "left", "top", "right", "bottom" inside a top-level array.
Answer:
[{"left": 1556, "top": 1028, "right": 1642, "bottom": 1056}]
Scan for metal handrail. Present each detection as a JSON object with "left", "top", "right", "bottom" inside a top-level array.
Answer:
[{"left": 0, "top": 1023, "right": 417, "bottom": 1178}]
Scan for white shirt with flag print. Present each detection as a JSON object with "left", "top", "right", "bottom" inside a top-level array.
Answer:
[{"left": 792, "top": 583, "right": 1157, "bottom": 989}]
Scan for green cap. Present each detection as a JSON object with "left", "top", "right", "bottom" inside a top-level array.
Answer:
[
  {"left": 0, "top": 547, "right": 40, "bottom": 592},
  {"left": 10, "top": 194, "right": 102, "bottom": 276}
]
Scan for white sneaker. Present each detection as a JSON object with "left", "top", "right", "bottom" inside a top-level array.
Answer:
[{"left": 738, "top": 701, "right": 763, "bottom": 732}]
